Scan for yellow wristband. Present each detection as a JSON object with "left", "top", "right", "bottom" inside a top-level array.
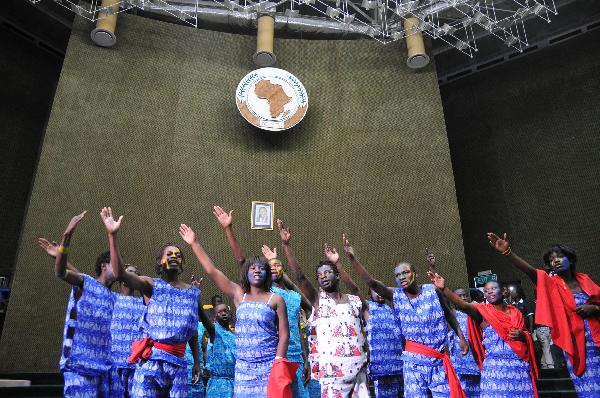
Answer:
[
  {"left": 58, "top": 245, "right": 69, "bottom": 254},
  {"left": 501, "top": 247, "right": 512, "bottom": 256}
]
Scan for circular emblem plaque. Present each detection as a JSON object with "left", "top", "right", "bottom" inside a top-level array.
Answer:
[{"left": 236, "top": 67, "right": 308, "bottom": 131}]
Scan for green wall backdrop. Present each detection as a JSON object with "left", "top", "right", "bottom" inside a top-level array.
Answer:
[{"left": 0, "top": 14, "right": 466, "bottom": 372}]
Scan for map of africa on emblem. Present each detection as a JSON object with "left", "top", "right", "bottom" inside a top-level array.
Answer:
[{"left": 236, "top": 67, "right": 309, "bottom": 131}]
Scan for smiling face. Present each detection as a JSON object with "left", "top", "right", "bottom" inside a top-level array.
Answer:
[
  {"left": 394, "top": 262, "right": 416, "bottom": 290},
  {"left": 269, "top": 259, "right": 284, "bottom": 282},
  {"left": 317, "top": 263, "right": 339, "bottom": 292},
  {"left": 483, "top": 281, "right": 503, "bottom": 304},
  {"left": 162, "top": 245, "right": 183, "bottom": 272},
  {"left": 247, "top": 261, "right": 267, "bottom": 286}
]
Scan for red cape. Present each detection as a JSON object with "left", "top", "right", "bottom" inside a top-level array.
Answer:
[
  {"left": 267, "top": 358, "right": 299, "bottom": 398},
  {"left": 467, "top": 303, "right": 538, "bottom": 398},
  {"left": 535, "top": 270, "right": 600, "bottom": 376}
]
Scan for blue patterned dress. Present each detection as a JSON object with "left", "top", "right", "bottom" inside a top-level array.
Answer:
[
  {"left": 272, "top": 286, "right": 309, "bottom": 398},
  {"left": 566, "top": 292, "right": 600, "bottom": 397},
  {"left": 367, "top": 301, "right": 404, "bottom": 398},
  {"left": 448, "top": 311, "right": 480, "bottom": 398},
  {"left": 393, "top": 284, "right": 449, "bottom": 398},
  {"left": 479, "top": 323, "right": 533, "bottom": 398},
  {"left": 206, "top": 322, "right": 236, "bottom": 398},
  {"left": 185, "top": 322, "right": 206, "bottom": 398},
  {"left": 110, "top": 294, "right": 146, "bottom": 397},
  {"left": 131, "top": 278, "right": 200, "bottom": 398},
  {"left": 61, "top": 274, "right": 115, "bottom": 398},
  {"left": 234, "top": 293, "right": 278, "bottom": 398}
]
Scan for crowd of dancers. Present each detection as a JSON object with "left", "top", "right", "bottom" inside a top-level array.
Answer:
[{"left": 38, "top": 205, "right": 600, "bottom": 398}]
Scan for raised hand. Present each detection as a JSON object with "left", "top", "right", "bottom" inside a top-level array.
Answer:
[
  {"left": 99, "top": 207, "right": 123, "bottom": 234},
  {"left": 191, "top": 274, "right": 203, "bottom": 288},
  {"left": 212, "top": 205, "right": 233, "bottom": 228},
  {"left": 324, "top": 243, "right": 339, "bottom": 264},
  {"left": 342, "top": 233, "right": 355, "bottom": 257},
  {"left": 487, "top": 232, "right": 510, "bottom": 254},
  {"left": 64, "top": 211, "right": 87, "bottom": 235},
  {"left": 38, "top": 238, "right": 59, "bottom": 258},
  {"left": 427, "top": 271, "right": 446, "bottom": 290},
  {"left": 179, "top": 224, "right": 197, "bottom": 245},
  {"left": 261, "top": 245, "right": 277, "bottom": 260},
  {"left": 425, "top": 248, "right": 436, "bottom": 269},
  {"left": 277, "top": 219, "right": 291, "bottom": 244}
]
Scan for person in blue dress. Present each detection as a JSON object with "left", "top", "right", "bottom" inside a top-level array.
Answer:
[
  {"left": 212, "top": 205, "right": 311, "bottom": 398},
  {"left": 39, "top": 211, "right": 115, "bottom": 398},
  {"left": 448, "top": 288, "right": 481, "bottom": 398},
  {"left": 178, "top": 222, "right": 289, "bottom": 398},
  {"left": 110, "top": 264, "right": 147, "bottom": 398},
  {"left": 100, "top": 207, "right": 203, "bottom": 398},
  {"left": 429, "top": 272, "right": 537, "bottom": 398},
  {"left": 348, "top": 243, "right": 469, "bottom": 398},
  {"left": 202, "top": 302, "right": 236, "bottom": 398}
]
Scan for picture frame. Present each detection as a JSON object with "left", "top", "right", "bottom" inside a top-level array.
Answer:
[{"left": 251, "top": 201, "right": 274, "bottom": 230}]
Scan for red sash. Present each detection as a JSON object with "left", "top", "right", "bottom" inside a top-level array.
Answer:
[
  {"left": 128, "top": 337, "right": 186, "bottom": 363},
  {"left": 535, "top": 270, "right": 600, "bottom": 376},
  {"left": 267, "top": 358, "right": 299, "bottom": 398},
  {"left": 468, "top": 304, "right": 538, "bottom": 398},
  {"left": 404, "top": 340, "right": 466, "bottom": 398}
]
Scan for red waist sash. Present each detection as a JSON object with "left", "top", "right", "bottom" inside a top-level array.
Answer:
[
  {"left": 128, "top": 337, "right": 186, "bottom": 363},
  {"left": 267, "top": 358, "right": 300, "bottom": 398},
  {"left": 404, "top": 340, "right": 466, "bottom": 398}
]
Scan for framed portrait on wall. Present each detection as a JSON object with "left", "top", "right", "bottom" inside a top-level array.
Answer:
[{"left": 251, "top": 201, "right": 274, "bottom": 230}]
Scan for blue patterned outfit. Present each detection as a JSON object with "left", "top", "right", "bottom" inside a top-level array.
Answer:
[
  {"left": 272, "top": 286, "right": 309, "bottom": 398},
  {"left": 367, "top": 301, "right": 404, "bottom": 398},
  {"left": 205, "top": 322, "right": 236, "bottom": 398},
  {"left": 566, "top": 292, "right": 600, "bottom": 397},
  {"left": 110, "top": 294, "right": 146, "bottom": 397},
  {"left": 449, "top": 311, "right": 480, "bottom": 398},
  {"left": 185, "top": 322, "right": 206, "bottom": 397},
  {"left": 393, "top": 284, "right": 449, "bottom": 398},
  {"left": 234, "top": 293, "right": 278, "bottom": 398},
  {"left": 61, "top": 274, "right": 115, "bottom": 398},
  {"left": 479, "top": 324, "right": 533, "bottom": 398},
  {"left": 131, "top": 278, "right": 200, "bottom": 398}
]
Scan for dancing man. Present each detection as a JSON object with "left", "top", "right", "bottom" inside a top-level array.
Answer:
[
  {"left": 487, "top": 234, "right": 600, "bottom": 397},
  {"left": 428, "top": 271, "right": 537, "bottom": 398},
  {"left": 347, "top": 241, "right": 468, "bottom": 398},
  {"left": 277, "top": 219, "right": 369, "bottom": 398},
  {"left": 41, "top": 211, "right": 115, "bottom": 397},
  {"left": 101, "top": 207, "right": 202, "bottom": 398}
]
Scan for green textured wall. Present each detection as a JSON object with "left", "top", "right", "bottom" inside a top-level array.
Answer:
[{"left": 0, "top": 14, "right": 466, "bottom": 372}]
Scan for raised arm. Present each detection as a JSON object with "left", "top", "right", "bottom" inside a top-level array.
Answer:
[
  {"left": 325, "top": 242, "right": 362, "bottom": 298},
  {"left": 38, "top": 238, "right": 79, "bottom": 274},
  {"left": 427, "top": 271, "right": 482, "bottom": 321},
  {"left": 179, "top": 224, "right": 244, "bottom": 305},
  {"left": 487, "top": 232, "right": 537, "bottom": 283},
  {"left": 100, "top": 207, "right": 153, "bottom": 297},
  {"left": 199, "top": 304, "right": 215, "bottom": 343},
  {"left": 277, "top": 219, "right": 319, "bottom": 305},
  {"left": 343, "top": 235, "right": 393, "bottom": 301},
  {"left": 213, "top": 205, "right": 245, "bottom": 266},
  {"left": 54, "top": 212, "right": 87, "bottom": 287}
]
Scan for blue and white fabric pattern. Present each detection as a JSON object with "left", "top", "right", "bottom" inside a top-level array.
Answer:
[
  {"left": 206, "top": 322, "right": 236, "bottom": 398},
  {"left": 479, "top": 324, "right": 533, "bottom": 398},
  {"left": 566, "top": 292, "right": 600, "bottom": 398},
  {"left": 234, "top": 293, "right": 278, "bottom": 398},
  {"left": 449, "top": 311, "right": 480, "bottom": 398},
  {"left": 111, "top": 295, "right": 146, "bottom": 368},
  {"left": 367, "top": 301, "right": 404, "bottom": 377},
  {"left": 185, "top": 321, "right": 206, "bottom": 398}
]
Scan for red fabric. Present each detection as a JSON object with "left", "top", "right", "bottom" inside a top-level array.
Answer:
[
  {"left": 404, "top": 340, "right": 466, "bottom": 398},
  {"left": 535, "top": 270, "right": 600, "bottom": 376},
  {"left": 473, "top": 303, "right": 539, "bottom": 398},
  {"left": 128, "top": 337, "right": 186, "bottom": 363},
  {"left": 466, "top": 316, "right": 485, "bottom": 371},
  {"left": 267, "top": 358, "right": 299, "bottom": 398}
]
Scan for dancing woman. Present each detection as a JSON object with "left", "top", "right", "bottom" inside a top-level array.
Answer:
[
  {"left": 428, "top": 271, "right": 537, "bottom": 398},
  {"left": 487, "top": 234, "right": 599, "bottom": 397},
  {"left": 178, "top": 223, "right": 289, "bottom": 398}
]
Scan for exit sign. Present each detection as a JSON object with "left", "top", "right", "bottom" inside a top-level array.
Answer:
[{"left": 474, "top": 273, "right": 497, "bottom": 287}]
